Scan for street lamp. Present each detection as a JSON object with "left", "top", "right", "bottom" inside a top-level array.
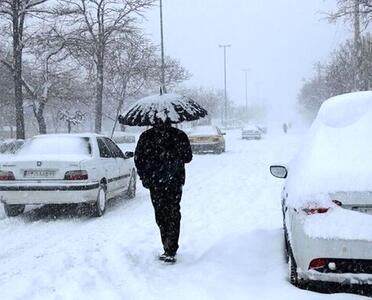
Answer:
[
  {"left": 242, "top": 68, "right": 250, "bottom": 118},
  {"left": 219, "top": 44, "right": 231, "bottom": 125},
  {"left": 160, "top": 0, "right": 166, "bottom": 94}
]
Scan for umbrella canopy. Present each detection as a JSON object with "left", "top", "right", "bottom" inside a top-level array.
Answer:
[{"left": 118, "top": 93, "right": 208, "bottom": 126}]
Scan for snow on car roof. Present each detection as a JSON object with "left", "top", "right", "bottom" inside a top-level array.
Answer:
[
  {"left": 188, "top": 125, "right": 218, "bottom": 136},
  {"left": 16, "top": 135, "right": 92, "bottom": 158},
  {"left": 34, "top": 133, "right": 104, "bottom": 138},
  {"left": 286, "top": 91, "right": 372, "bottom": 208}
]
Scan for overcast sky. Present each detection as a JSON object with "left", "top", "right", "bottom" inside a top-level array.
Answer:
[{"left": 143, "top": 0, "right": 350, "bottom": 121}]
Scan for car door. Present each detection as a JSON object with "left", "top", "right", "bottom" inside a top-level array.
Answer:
[
  {"left": 96, "top": 137, "right": 119, "bottom": 197},
  {"left": 103, "top": 137, "right": 131, "bottom": 193}
]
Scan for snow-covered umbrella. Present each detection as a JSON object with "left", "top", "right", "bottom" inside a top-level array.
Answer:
[{"left": 118, "top": 93, "right": 208, "bottom": 126}]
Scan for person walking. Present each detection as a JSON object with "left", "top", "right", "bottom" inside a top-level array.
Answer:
[{"left": 134, "top": 122, "right": 192, "bottom": 263}]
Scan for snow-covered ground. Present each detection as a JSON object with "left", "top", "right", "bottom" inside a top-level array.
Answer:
[{"left": 0, "top": 130, "right": 366, "bottom": 299}]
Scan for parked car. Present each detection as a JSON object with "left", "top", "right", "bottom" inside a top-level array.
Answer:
[
  {"left": 270, "top": 92, "right": 372, "bottom": 288},
  {"left": 0, "top": 134, "right": 136, "bottom": 217},
  {"left": 188, "top": 125, "right": 225, "bottom": 154},
  {"left": 242, "top": 125, "right": 262, "bottom": 140},
  {"left": 256, "top": 125, "right": 267, "bottom": 134}
]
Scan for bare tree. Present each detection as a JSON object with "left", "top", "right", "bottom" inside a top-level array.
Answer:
[
  {"left": 0, "top": 0, "right": 50, "bottom": 138},
  {"left": 149, "top": 56, "right": 191, "bottom": 90},
  {"left": 105, "top": 33, "right": 190, "bottom": 134},
  {"left": 53, "top": 0, "right": 155, "bottom": 133},
  {"left": 105, "top": 34, "right": 157, "bottom": 135},
  {"left": 58, "top": 110, "right": 86, "bottom": 133},
  {"left": 298, "top": 34, "right": 372, "bottom": 120},
  {"left": 23, "top": 31, "right": 68, "bottom": 134}
]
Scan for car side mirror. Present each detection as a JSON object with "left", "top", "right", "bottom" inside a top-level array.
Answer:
[
  {"left": 270, "top": 165, "right": 288, "bottom": 179},
  {"left": 124, "top": 151, "right": 134, "bottom": 159},
  {"left": 221, "top": 132, "right": 226, "bottom": 135}
]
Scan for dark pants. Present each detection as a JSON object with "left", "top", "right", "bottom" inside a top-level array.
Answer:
[{"left": 150, "top": 184, "right": 183, "bottom": 256}]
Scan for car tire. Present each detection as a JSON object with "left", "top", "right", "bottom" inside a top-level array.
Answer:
[
  {"left": 126, "top": 169, "right": 137, "bottom": 199},
  {"left": 4, "top": 204, "right": 25, "bottom": 217},
  {"left": 283, "top": 229, "right": 289, "bottom": 262},
  {"left": 92, "top": 184, "right": 106, "bottom": 217},
  {"left": 288, "top": 246, "right": 300, "bottom": 287}
]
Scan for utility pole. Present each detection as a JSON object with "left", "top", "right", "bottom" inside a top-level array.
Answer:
[
  {"left": 219, "top": 44, "right": 231, "bottom": 125},
  {"left": 160, "top": 0, "right": 166, "bottom": 93},
  {"left": 242, "top": 69, "right": 250, "bottom": 119}
]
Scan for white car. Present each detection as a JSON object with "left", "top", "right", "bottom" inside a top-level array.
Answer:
[
  {"left": 0, "top": 134, "right": 137, "bottom": 217},
  {"left": 270, "top": 92, "right": 372, "bottom": 288},
  {"left": 242, "top": 125, "right": 262, "bottom": 140}
]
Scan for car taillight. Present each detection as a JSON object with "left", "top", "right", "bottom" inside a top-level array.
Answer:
[
  {"left": 309, "top": 258, "right": 327, "bottom": 270},
  {"left": 0, "top": 171, "right": 15, "bottom": 180},
  {"left": 303, "top": 207, "right": 329, "bottom": 215},
  {"left": 64, "top": 170, "right": 88, "bottom": 180},
  {"left": 303, "top": 200, "right": 342, "bottom": 215}
]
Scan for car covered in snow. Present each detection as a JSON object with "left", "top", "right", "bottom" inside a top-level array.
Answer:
[
  {"left": 188, "top": 125, "right": 225, "bottom": 154},
  {"left": 241, "top": 125, "right": 262, "bottom": 140},
  {"left": 0, "top": 134, "right": 136, "bottom": 217},
  {"left": 270, "top": 92, "right": 372, "bottom": 287}
]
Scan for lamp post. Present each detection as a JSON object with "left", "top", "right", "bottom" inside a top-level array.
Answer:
[
  {"left": 160, "top": 0, "right": 166, "bottom": 93},
  {"left": 242, "top": 68, "right": 250, "bottom": 119},
  {"left": 219, "top": 44, "right": 231, "bottom": 125}
]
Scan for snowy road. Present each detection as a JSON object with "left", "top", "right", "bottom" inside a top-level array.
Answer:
[{"left": 0, "top": 130, "right": 367, "bottom": 300}]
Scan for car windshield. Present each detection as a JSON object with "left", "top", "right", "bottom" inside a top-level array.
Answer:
[{"left": 16, "top": 136, "right": 92, "bottom": 156}]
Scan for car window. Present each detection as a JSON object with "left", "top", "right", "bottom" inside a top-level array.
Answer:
[
  {"left": 104, "top": 138, "right": 124, "bottom": 159},
  {"left": 97, "top": 137, "right": 113, "bottom": 158}
]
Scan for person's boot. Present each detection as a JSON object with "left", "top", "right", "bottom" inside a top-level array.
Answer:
[{"left": 159, "top": 252, "right": 176, "bottom": 263}]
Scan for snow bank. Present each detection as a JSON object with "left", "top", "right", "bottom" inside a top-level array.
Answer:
[{"left": 286, "top": 91, "right": 372, "bottom": 208}]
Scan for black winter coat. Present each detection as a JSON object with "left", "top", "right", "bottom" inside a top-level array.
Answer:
[{"left": 134, "top": 126, "right": 192, "bottom": 188}]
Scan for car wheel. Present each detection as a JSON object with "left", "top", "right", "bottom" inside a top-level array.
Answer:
[
  {"left": 4, "top": 204, "right": 25, "bottom": 217},
  {"left": 126, "top": 169, "right": 137, "bottom": 199},
  {"left": 283, "top": 229, "right": 289, "bottom": 262},
  {"left": 92, "top": 184, "right": 106, "bottom": 217}
]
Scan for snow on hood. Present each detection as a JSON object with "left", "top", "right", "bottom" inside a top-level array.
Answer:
[{"left": 286, "top": 91, "right": 372, "bottom": 208}]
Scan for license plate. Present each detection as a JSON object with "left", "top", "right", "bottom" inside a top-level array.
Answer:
[{"left": 24, "top": 169, "right": 56, "bottom": 178}]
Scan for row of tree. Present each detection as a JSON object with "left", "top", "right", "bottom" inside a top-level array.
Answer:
[
  {"left": 298, "top": 0, "right": 372, "bottom": 121},
  {"left": 0, "top": 0, "right": 189, "bottom": 138}
]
